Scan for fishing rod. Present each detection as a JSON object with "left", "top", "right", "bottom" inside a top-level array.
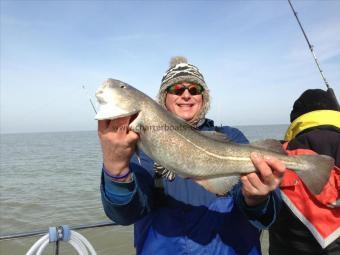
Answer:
[
  {"left": 82, "top": 85, "right": 97, "bottom": 114},
  {"left": 287, "top": 0, "right": 340, "bottom": 109}
]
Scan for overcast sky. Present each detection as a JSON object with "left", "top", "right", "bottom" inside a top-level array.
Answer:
[{"left": 1, "top": 0, "right": 339, "bottom": 134}]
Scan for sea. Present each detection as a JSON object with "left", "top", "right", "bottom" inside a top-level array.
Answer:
[{"left": 0, "top": 124, "right": 288, "bottom": 255}]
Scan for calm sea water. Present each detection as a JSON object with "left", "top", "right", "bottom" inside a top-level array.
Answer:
[{"left": 0, "top": 124, "right": 287, "bottom": 254}]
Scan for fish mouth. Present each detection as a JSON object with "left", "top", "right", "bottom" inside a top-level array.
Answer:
[
  {"left": 111, "top": 110, "right": 139, "bottom": 121},
  {"left": 129, "top": 112, "right": 139, "bottom": 124},
  {"left": 95, "top": 107, "right": 139, "bottom": 120}
]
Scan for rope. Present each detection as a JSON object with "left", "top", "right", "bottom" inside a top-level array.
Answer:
[{"left": 25, "top": 225, "right": 97, "bottom": 255}]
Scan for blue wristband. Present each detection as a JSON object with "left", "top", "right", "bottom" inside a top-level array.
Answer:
[{"left": 102, "top": 164, "right": 131, "bottom": 180}]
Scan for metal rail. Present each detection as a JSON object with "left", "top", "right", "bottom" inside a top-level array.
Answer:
[{"left": 0, "top": 221, "right": 117, "bottom": 241}]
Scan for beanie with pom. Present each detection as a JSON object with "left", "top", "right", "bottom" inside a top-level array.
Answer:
[{"left": 157, "top": 56, "right": 210, "bottom": 125}]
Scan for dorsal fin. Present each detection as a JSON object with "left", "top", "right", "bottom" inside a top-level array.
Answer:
[{"left": 249, "top": 139, "right": 286, "bottom": 154}]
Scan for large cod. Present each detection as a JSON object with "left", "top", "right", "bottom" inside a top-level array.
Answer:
[{"left": 95, "top": 78, "right": 334, "bottom": 195}]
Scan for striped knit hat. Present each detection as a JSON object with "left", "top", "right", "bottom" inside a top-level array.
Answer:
[{"left": 157, "top": 56, "right": 211, "bottom": 125}]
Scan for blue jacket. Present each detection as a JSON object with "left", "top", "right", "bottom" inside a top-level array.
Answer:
[{"left": 101, "top": 119, "right": 282, "bottom": 255}]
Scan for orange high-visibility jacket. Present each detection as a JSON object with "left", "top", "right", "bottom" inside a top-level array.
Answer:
[{"left": 281, "top": 142, "right": 340, "bottom": 248}]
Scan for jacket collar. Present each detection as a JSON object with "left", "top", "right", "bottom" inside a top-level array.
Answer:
[
  {"left": 284, "top": 110, "right": 340, "bottom": 141},
  {"left": 197, "top": 118, "right": 215, "bottom": 129}
]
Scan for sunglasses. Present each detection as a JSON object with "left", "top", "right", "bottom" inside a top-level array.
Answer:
[{"left": 166, "top": 84, "right": 204, "bottom": 96}]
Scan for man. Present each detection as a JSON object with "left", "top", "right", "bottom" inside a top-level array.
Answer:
[
  {"left": 269, "top": 89, "right": 340, "bottom": 255},
  {"left": 98, "top": 56, "right": 285, "bottom": 254}
]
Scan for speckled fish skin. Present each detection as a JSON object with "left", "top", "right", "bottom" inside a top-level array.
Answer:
[{"left": 95, "top": 78, "right": 334, "bottom": 195}]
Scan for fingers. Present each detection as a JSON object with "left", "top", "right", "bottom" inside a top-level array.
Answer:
[
  {"left": 112, "top": 116, "right": 139, "bottom": 143},
  {"left": 250, "top": 152, "right": 276, "bottom": 186},
  {"left": 109, "top": 116, "right": 131, "bottom": 134},
  {"left": 240, "top": 175, "right": 258, "bottom": 195},
  {"left": 126, "top": 130, "right": 139, "bottom": 142},
  {"left": 98, "top": 119, "right": 110, "bottom": 133},
  {"left": 250, "top": 152, "right": 285, "bottom": 189},
  {"left": 244, "top": 172, "right": 266, "bottom": 189},
  {"left": 263, "top": 155, "right": 286, "bottom": 179},
  {"left": 98, "top": 116, "right": 136, "bottom": 136},
  {"left": 98, "top": 116, "right": 139, "bottom": 147},
  {"left": 241, "top": 152, "right": 286, "bottom": 206},
  {"left": 240, "top": 174, "right": 269, "bottom": 206},
  {"left": 97, "top": 116, "right": 139, "bottom": 178}
]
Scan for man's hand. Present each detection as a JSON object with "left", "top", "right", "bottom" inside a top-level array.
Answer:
[
  {"left": 241, "top": 152, "right": 286, "bottom": 206},
  {"left": 98, "top": 116, "right": 139, "bottom": 181}
]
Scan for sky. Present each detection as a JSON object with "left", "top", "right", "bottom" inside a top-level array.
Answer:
[{"left": 1, "top": 0, "right": 339, "bottom": 134}]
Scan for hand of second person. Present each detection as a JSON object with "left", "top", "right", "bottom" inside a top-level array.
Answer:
[
  {"left": 98, "top": 116, "right": 139, "bottom": 179},
  {"left": 241, "top": 152, "right": 286, "bottom": 207}
]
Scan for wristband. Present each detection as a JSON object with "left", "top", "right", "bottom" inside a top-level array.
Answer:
[{"left": 102, "top": 164, "right": 131, "bottom": 180}]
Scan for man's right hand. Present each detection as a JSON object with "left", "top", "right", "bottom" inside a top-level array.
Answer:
[{"left": 98, "top": 116, "right": 139, "bottom": 181}]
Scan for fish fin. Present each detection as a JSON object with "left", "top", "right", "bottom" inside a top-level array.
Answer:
[
  {"left": 292, "top": 154, "right": 334, "bottom": 195},
  {"left": 249, "top": 139, "right": 287, "bottom": 154},
  {"left": 199, "top": 131, "right": 231, "bottom": 143},
  {"left": 195, "top": 176, "right": 239, "bottom": 195}
]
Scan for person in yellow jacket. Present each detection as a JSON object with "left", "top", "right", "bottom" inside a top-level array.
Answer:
[{"left": 269, "top": 89, "right": 340, "bottom": 255}]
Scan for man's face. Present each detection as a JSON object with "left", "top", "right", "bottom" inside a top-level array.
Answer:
[{"left": 165, "top": 82, "right": 203, "bottom": 122}]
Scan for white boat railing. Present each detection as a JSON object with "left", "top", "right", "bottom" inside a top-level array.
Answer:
[
  {"left": 1, "top": 222, "right": 119, "bottom": 255},
  {"left": 0, "top": 221, "right": 117, "bottom": 241}
]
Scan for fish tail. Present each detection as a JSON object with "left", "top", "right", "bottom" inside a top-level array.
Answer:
[{"left": 291, "top": 154, "right": 334, "bottom": 195}]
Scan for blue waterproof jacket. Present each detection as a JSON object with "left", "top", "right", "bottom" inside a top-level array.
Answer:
[{"left": 101, "top": 119, "right": 282, "bottom": 255}]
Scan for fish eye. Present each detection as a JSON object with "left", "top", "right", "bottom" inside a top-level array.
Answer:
[{"left": 120, "top": 84, "right": 126, "bottom": 88}]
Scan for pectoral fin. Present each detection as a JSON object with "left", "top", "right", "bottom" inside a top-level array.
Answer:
[{"left": 195, "top": 176, "right": 240, "bottom": 195}]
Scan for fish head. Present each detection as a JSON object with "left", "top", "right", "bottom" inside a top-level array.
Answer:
[{"left": 95, "top": 78, "right": 144, "bottom": 120}]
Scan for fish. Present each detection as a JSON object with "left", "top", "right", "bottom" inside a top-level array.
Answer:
[{"left": 95, "top": 78, "right": 334, "bottom": 195}]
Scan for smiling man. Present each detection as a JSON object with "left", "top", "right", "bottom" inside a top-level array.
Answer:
[
  {"left": 157, "top": 57, "right": 210, "bottom": 126},
  {"left": 164, "top": 81, "right": 204, "bottom": 122},
  {"left": 98, "top": 56, "right": 285, "bottom": 255}
]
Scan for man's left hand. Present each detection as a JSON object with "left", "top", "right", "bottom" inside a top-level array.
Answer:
[{"left": 241, "top": 152, "right": 286, "bottom": 206}]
